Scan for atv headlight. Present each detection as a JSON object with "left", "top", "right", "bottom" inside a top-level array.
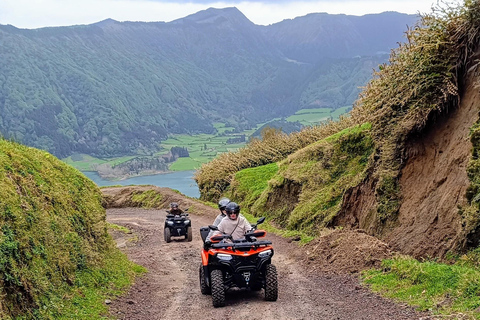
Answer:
[
  {"left": 184, "top": 220, "right": 190, "bottom": 225},
  {"left": 258, "top": 250, "right": 272, "bottom": 258},
  {"left": 167, "top": 221, "right": 174, "bottom": 226},
  {"left": 217, "top": 253, "right": 232, "bottom": 261}
]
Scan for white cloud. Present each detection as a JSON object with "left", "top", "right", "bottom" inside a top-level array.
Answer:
[{"left": 0, "top": 0, "right": 446, "bottom": 29}]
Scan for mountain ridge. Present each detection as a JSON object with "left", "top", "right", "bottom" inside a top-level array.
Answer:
[{"left": 0, "top": 8, "right": 417, "bottom": 158}]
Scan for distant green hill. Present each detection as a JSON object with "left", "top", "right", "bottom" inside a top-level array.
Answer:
[{"left": 0, "top": 8, "right": 417, "bottom": 158}]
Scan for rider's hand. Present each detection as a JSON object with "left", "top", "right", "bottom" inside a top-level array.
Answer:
[{"left": 204, "top": 240, "right": 211, "bottom": 250}]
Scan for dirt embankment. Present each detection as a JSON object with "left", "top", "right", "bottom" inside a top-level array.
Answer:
[
  {"left": 103, "top": 186, "right": 432, "bottom": 320},
  {"left": 337, "top": 70, "right": 480, "bottom": 258}
]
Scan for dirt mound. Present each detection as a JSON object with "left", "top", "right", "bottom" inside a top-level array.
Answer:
[
  {"left": 300, "top": 229, "right": 393, "bottom": 274},
  {"left": 101, "top": 186, "right": 217, "bottom": 218}
]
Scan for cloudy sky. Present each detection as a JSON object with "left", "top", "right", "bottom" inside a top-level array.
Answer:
[{"left": 0, "top": 0, "right": 457, "bottom": 29}]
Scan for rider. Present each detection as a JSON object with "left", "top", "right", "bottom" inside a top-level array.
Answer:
[
  {"left": 214, "top": 197, "right": 230, "bottom": 226},
  {"left": 206, "top": 197, "right": 230, "bottom": 242},
  {"left": 215, "top": 202, "right": 252, "bottom": 241},
  {"left": 169, "top": 202, "right": 183, "bottom": 216}
]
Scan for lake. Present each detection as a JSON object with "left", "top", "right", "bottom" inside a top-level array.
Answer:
[{"left": 82, "top": 170, "right": 200, "bottom": 198}]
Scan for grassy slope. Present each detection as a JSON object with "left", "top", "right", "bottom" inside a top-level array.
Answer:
[
  {"left": 227, "top": 123, "right": 373, "bottom": 237},
  {"left": 0, "top": 139, "right": 142, "bottom": 319}
]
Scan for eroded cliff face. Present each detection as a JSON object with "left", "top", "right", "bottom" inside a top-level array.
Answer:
[{"left": 338, "top": 70, "right": 480, "bottom": 258}]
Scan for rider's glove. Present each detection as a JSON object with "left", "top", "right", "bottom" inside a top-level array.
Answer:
[{"left": 204, "top": 240, "right": 211, "bottom": 250}]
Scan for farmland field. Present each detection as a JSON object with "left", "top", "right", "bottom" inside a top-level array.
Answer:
[{"left": 64, "top": 107, "right": 352, "bottom": 173}]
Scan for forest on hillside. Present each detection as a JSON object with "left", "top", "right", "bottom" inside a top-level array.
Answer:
[{"left": 0, "top": 9, "right": 417, "bottom": 158}]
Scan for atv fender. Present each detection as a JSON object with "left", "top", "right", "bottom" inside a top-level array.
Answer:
[{"left": 201, "top": 249, "right": 209, "bottom": 266}]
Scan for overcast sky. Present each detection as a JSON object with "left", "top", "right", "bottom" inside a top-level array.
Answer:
[{"left": 0, "top": 0, "right": 457, "bottom": 29}]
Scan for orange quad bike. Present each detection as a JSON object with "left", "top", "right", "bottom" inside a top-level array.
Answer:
[{"left": 199, "top": 217, "right": 278, "bottom": 307}]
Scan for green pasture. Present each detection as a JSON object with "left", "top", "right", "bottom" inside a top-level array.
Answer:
[
  {"left": 286, "top": 106, "right": 351, "bottom": 125},
  {"left": 164, "top": 135, "right": 245, "bottom": 171},
  {"left": 62, "top": 110, "right": 352, "bottom": 173},
  {"left": 213, "top": 122, "right": 236, "bottom": 134}
]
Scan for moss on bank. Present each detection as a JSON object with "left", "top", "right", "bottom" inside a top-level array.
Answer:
[{"left": 0, "top": 139, "right": 141, "bottom": 319}]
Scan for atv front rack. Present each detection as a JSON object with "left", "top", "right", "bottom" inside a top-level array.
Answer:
[{"left": 211, "top": 240, "right": 272, "bottom": 250}]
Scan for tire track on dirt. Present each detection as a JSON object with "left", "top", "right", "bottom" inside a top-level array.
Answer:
[{"left": 107, "top": 207, "right": 432, "bottom": 320}]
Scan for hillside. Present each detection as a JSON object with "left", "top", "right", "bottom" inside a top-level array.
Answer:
[
  {"left": 0, "top": 9, "right": 416, "bottom": 158},
  {"left": 195, "top": 1, "right": 480, "bottom": 259},
  {"left": 0, "top": 139, "right": 140, "bottom": 319}
]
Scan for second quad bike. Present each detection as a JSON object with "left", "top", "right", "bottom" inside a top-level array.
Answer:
[
  {"left": 164, "top": 208, "right": 192, "bottom": 243},
  {"left": 199, "top": 217, "right": 278, "bottom": 307}
]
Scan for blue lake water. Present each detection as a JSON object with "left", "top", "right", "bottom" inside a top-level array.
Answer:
[{"left": 82, "top": 170, "right": 200, "bottom": 198}]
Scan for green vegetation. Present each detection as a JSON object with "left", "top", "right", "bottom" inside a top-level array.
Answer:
[
  {"left": 131, "top": 190, "right": 163, "bottom": 208},
  {"left": 464, "top": 121, "right": 480, "bottom": 242},
  {"left": 0, "top": 139, "right": 142, "bottom": 319},
  {"left": 251, "top": 123, "right": 373, "bottom": 235},
  {"left": 63, "top": 154, "right": 137, "bottom": 172},
  {"left": 226, "top": 163, "right": 279, "bottom": 209},
  {"left": 220, "top": 124, "right": 372, "bottom": 237},
  {"left": 362, "top": 253, "right": 480, "bottom": 319},
  {"left": 285, "top": 107, "right": 351, "bottom": 125},
  {"left": 241, "top": 212, "right": 314, "bottom": 245},
  {"left": 213, "top": 122, "right": 236, "bottom": 134},
  {"left": 0, "top": 11, "right": 411, "bottom": 159},
  {"left": 195, "top": 119, "right": 361, "bottom": 201},
  {"left": 159, "top": 133, "right": 247, "bottom": 171}
]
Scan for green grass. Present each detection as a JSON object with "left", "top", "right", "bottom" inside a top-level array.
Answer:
[
  {"left": 131, "top": 189, "right": 164, "bottom": 208},
  {"left": 285, "top": 106, "right": 351, "bottom": 126},
  {"left": 242, "top": 212, "right": 314, "bottom": 245},
  {"left": 362, "top": 255, "right": 480, "bottom": 319},
  {"left": 107, "top": 222, "right": 130, "bottom": 233},
  {"left": 331, "top": 106, "right": 352, "bottom": 120},
  {"left": 169, "top": 157, "right": 205, "bottom": 171},
  {"left": 39, "top": 250, "right": 145, "bottom": 320},
  {"left": 213, "top": 122, "right": 236, "bottom": 134},
  {"left": 0, "top": 139, "right": 144, "bottom": 319},
  {"left": 247, "top": 123, "right": 373, "bottom": 236},
  {"left": 227, "top": 163, "right": 279, "bottom": 208}
]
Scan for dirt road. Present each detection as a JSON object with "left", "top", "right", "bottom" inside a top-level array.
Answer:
[{"left": 106, "top": 206, "right": 432, "bottom": 320}]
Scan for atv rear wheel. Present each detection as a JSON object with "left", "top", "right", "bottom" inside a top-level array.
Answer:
[
  {"left": 265, "top": 264, "right": 278, "bottom": 301},
  {"left": 187, "top": 226, "right": 193, "bottom": 242},
  {"left": 164, "top": 227, "right": 171, "bottom": 243},
  {"left": 210, "top": 269, "right": 225, "bottom": 307},
  {"left": 199, "top": 265, "right": 210, "bottom": 295}
]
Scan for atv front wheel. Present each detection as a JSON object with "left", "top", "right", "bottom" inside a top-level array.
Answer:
[
  {"left": 265, "top": 264, "right": 278, "bottom": 301},
  {"left": 210, "top": 269, "right": 225, "bottom": 307},
  {"left": 164, "top": 227, "right": 171, "bottom": 243},
  {"left": 199, "top": 265, "right": 210, "bottom": 295},
  {"left": 187, "top": 226, "right": 193, "bottom": 242}
]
